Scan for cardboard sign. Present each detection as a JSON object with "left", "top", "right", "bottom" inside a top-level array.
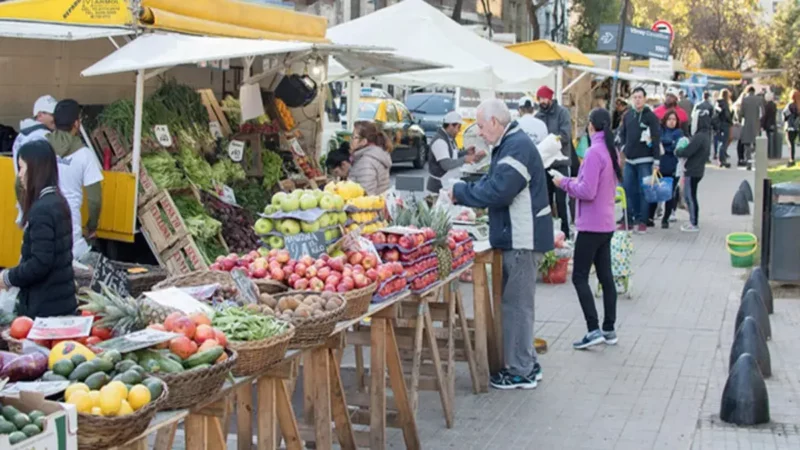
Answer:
[
  {"left": 285, "top": 231, "right": 328, "bottom": 261},
  {"left": 209, "top": 121, "right": 224, "bottom": 139},
  {"left": 154, "top": 125, "right": 173, "bottom": 147},
  {"left": 81, "top": 252, "right": 130, "bottom": 298},
  {"left": 27, "top": 316, "right": 93, "bottom": 340},
  {"left": 1, "top": 381, "right": 70, "bottom": 398},
  {"left": 96, "top": 328, "right": 180, "bottom": 354},
  {"left": 227, "top": 140, "right": 245, "bottom": 162},
  {"left": 144, "top": 288, "right": 215, "bottom": 316},
  {"left": 231, "top": 269, "right": 258, "bottom": 304}
]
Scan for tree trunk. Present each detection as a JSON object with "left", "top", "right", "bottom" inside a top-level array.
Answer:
[
  {"left": 452, "top": 0, "right": 464, "bottom": 22},
  {"left": 350, "top": 0, "right": 360, "bottom": 20}
]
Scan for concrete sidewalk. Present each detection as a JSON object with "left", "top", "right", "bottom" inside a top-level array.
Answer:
[{"left": 402, "top": 165, "right": 800, "bottom": 449}]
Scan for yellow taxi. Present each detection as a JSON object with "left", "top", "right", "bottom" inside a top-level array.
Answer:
[{"left": 356, "top": 95, "right": 427, "bottom": 168}]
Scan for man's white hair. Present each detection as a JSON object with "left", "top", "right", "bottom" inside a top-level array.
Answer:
[
  {"left": 765, "top": 91, "right": 774, "bottom": 102},
  {"left": 477, "top": 99, "right": 512, "bottom": 126}
]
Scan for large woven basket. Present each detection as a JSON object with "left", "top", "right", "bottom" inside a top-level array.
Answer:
[
  {"left": 149, "top": 270, "right": 258, "bottom": 321},
  {"left": 341, "top": 282, "right": 377, "bottom": 320},
  {"left": 146, "top": 348, "right": 238, "bottom": 410},
  {"left": 253, "top": 278, "right": 289, "bottom": 295},
  {"left": 1, "top": 329, "right": 23, "bottom": 354},
  {"left": 272, "top": 292, "right": 347, "bottom": 349},
  {"left": 76, "top": 379, "right": 169, "bottom": 449},
  {"left": 227, "top": 323, "right": 295, "bottom": 377},
  {"left": 111, "top": 261, "right": 168, "bottom": 298}
]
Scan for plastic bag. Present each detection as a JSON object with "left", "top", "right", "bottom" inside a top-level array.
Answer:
[
  {"left": 0, "top": 287, "right": 18, "bottom": 316},
  {"left": 642, "top": 174, "right": 674, "bottom": 203}
]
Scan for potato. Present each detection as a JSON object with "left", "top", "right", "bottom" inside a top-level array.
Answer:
[
  {"left": 321, "top": 291, "right": 336, "bottom": 300},
  {"left": 286, "top": 298, "right": 301, "bottom": 310},
  {"left": 277, "top": 298, "right": 291, "bottom": 312},
  {"left": 325, "top": 300, "right": 339, "bottom": 311},
  {"left": 294, "top": 309, "right": 311, "bottom": 319},
  {"left": 313, "top": 310, "right": 326, "bottom": 317},
  {"left": 303, "top": 297, "right": 316, "bottom": 306},
  {"left": 306, "top": 295, "right": 322, "bottom": 305},
  {"left": 260, "top": 293, "right": 278, "bottom": 308},
  {"left": 245, "top": 304, "right": 262, "bottom": 313},
  {"left": 262, "top": 305, "right": 275, "bottom": 315},
  {"left": 330, "top": 296, "right": 343, "bottom": 307}
]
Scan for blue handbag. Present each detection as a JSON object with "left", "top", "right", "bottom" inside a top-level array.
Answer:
[{"left": 642, "top": 172, "right": 674, "bottom": 203}]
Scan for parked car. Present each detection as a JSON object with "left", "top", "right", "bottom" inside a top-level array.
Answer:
[
  {"left": 405, "top": 92, "right": 456, "bottom": 142},
  {"left": 353, "top": 96, "right": 427, "bottom": 168}
]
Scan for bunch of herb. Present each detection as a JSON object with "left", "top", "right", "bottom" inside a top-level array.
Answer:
[
  {"left": 176, "top": 145, "right": 215, "bottom": 190},
  {"left": 232, "top": 178, "right": 268, "bottom": 217}
]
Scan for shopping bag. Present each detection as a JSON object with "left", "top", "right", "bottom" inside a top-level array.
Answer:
[
  {"left": 610, "top": 231, "right": 633, "bottom": 278},
  {"left": 642, "top": 172, "right": 674, "bottom": 204}
]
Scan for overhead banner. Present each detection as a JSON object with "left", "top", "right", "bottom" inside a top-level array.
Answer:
[{"left": 0, "top": 0, "right": 133, "bottom": 25}]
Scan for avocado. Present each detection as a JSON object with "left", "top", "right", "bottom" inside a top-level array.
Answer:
[
  {"left": 41, "top": 371, "right": 68, "bottom": 382},
  {"left": 11, "top": 413, "right": 30, "bottom": 430},
  {"left": 119, "top": 370, "right": 143, "bottom": 385},
  {"left": 52, "top": 359, "right": 75, "bottom": 378},
  {"left": 164, "top": 352, "right": 183, "bottom": 364},
  {"left": 21, "top": 423, "right": 40, "bottom": 437},
  {"left": 1, "top": 406, "right": 19, "bottom": 422},
  {"left": 70, "top": 354, "right": 87, "bottom": 367},
  {"left": 130, "top": 365, "right": 146, "bottom": 377},
  {"left": 27, "top": 411, "right": 45, "bottom": 422},
  {"left": 8, "top": 431, "right": 27, "bottom": 444},
  {"left": 142, "top": 378, "right": 164, "bottom": 400},
  {"left": 0, "top": 420, "right": 17, "bottom": 434},
  {"left": 85, "top": 372, "right": 111, "bottom": 391},
  {"left": 115, "top": 360, "right": 136, "bottom": 373},
  {"left": 33, "top": 416, "right": 46, "bottom": 430},
  {"left": 68, "top": 361, "right": 100, "bottom": 381},
  {"left": 102, "top": 350, "right": 122, "bottom": 365},
  {"left": 123, "top": 352, "right": 138, "bottom": 363}
]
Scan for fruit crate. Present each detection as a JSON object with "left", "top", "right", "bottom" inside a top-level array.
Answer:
[
  {"left": 197, "top": 88, "right": 232, "bottom": 137},
  {"left": 160, "top": 236, "right": 209, "bottom": 275},
  {"left": 91, "top": 125, "right": 130, "bottom": 160},
  {"left": 139, "top": 190, "right": 190, "bottom": 254}
]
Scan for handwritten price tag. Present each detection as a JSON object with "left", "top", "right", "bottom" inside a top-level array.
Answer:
[
  {"left": 154, "top": 125, "right": 173, "bottom": 147},
  {"left": 288, "top": 138, "right": 306, "bottom": 157},
  {"left": 227, "top": 140, "right": 245, "bottom": 162},
  {"left": 209, "top": 121, "right": 224, "bottom": 139},
  {"left": 27, "top": 316, "right": 93, "bottom": 340}
]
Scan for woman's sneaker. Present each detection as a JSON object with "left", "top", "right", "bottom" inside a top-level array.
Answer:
[
  {"left": 680, "top": 223, "right": 700, "bottom": 233},
  {"left": 490, "top": 369, "right": 537, "bottom": 390},
  {"left": 603, "top": 330, "right": 618, "bottom": 345},
  {"left": 573, "top": 330, "right": 605, "bottom": 350}
]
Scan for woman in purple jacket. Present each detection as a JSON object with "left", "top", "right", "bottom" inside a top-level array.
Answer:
[{"left": 553, "top": 108, "right": 622, "bottom": 350}]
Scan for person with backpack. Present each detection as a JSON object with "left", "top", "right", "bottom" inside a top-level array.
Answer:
[
  {"left": 713, "top": 89, "right": 733, "bottom": 168},
  {"left": 783, "top": 89, "right": 800, "bottom": 167}
]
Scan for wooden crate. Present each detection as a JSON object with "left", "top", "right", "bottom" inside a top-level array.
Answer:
[
  {"left": 91, "top": 126, "right": 130, "bottom": 160},
  {"left": 138, "top": 190, "right": 189, "bottom": 253},
  {"left": 160, "top": 236, "right": 208, "bottom": 275},
  {"left": 197, "top": 89, "right": 232, "bottom": 137}
]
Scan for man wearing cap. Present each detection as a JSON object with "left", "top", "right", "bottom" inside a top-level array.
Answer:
[
  {"left": 654, "top": 88, "right": 689, "bottom": 125},
  {"left": 426, "top": 111, "right": 484, "bottom": 194},
  {"left": 535, "top": 85, "right": 572, "bottom": 238},
  {"left": 517, "top": 97, "right": 548, "bottom": 146},
  {"left": 12, "top": 96, "right": 58, "bottom": 225},
  {"left": 48, "top": 99, "right": 104, "bottom": 260}
]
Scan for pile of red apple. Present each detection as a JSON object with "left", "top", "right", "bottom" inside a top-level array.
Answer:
[
  {"left": 411, "top": 269, "right": 439, "bottom": 292},
  {"left": 368, "top": 228, "right": 435, "bottom": 251},
  {"left": 402, "top": 255, "right": 438, "bottom": 280},
  {"left": 449, "top": 230, "right": 474, "bottom": 270}
]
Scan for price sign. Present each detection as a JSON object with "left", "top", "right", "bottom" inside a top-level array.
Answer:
[
  {"left": 81, "top": 252, "right": 130, "bottom": 298},
  {"left": 217, "top": 184, "right": 237, "bottom": 206},
  {"left": 1, "top": 381, "right": 70, "bottom": 398},
  {"left": 227, "top": 140, "right": 245, "bottom": 162},
  {"left": 27, "top": 316, "right": 93, "bottom": 340},
  {"left": 144, "top": 288, "right": 215, "bottom": 316},
  {"left": 154, "top": 125, "right": 173, "bottom": 147},
  {"left": 209, "top": 121, "right": 224, "bottom": 139},
  {"left": 288, "top": 138, "right": 305, "bottom": 157},
  {"left": 96, "top": 328, "right": 180, "bottom": 354},
  {"left": 285, "top": 231, "right": 328, "bottom": 261}
]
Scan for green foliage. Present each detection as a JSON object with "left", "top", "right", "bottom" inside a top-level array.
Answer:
[
  {"left": 760, "top": 0, "right": 800, "bottom": 89},
  {"left": 570, "top": 0, "right": 622, "bottom": 53}
]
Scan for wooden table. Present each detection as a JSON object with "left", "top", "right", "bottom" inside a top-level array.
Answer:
[
  {"left": 113, "top": 294, "right": 420, "bottom": 450},
  {"left": 471, "top": 242, "right": 503, "bottom": 392}
]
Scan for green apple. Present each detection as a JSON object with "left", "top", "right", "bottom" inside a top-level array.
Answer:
[
  {"left": 301, "top": 220, "right": 320, "bottom": 233},
  {"left": 281, "top": 196, "right": 300, "bottom": 213},
  {"left": 338, "top": 211, "right": 348, "bottom": 225},
  {"left": 324, "top": 229, "right": 335, "bottom": 241},
  {"left": 331, "top": 249, "right": 345, "bottom": 257},
  {"left": 271, "top": 192, "right": 288, "bottom": 206},
  {"left": 312, "top": 189, "right": 325, "bottom": 201},
  {"left": 332, "top": 194, "right": 344, "bottom": 211},
  {"left": 319, "top": 194, "right": 337, "bottom": 211},
  {"left": 280, "top": 219, "right": 301, "bottom": 235},
  {"left": 290, "top": 190, "right": 304, "bottom": 200},
  {"left": 254, "top": 218, "right": 273, "bottom": 234},
  {"left": 318, "top": 213, "right": 331, "bottom": 228},
  {"left": 299, "top": 193, "right": 318, "bottom": 210},
  {"left": 263, "top": 204, "right": 279, "bottom": 215},
  {"left": 268, "top": 235, "right": 284, "bottom": 249}
]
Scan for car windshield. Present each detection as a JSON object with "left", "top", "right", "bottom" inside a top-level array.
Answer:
[
  {"left": 405, "top": 94, "right": 454, "bottom": 115},
  {"left": 357, "top": 103, "right": 378, "bottom": 120}
]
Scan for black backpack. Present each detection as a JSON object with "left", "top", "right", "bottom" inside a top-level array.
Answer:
[{"left": 0, "top": 124, "right": 17, "bottom": 155}]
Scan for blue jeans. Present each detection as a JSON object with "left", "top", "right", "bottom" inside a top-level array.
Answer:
[
  {"left": 715, "top": 125, "right": 731, "bottom": 163},
  {"left": 623, "top": 162, "right": 653, "bottom": 225},
  {"left": 684, "top": 176, "right": 701, "bottom": 226}
]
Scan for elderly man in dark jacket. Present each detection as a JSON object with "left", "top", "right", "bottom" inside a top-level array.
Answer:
[
  {"left": 452, "top": 98, "right": 552, "bottom": 390},
  {"left": 535, "top": 85, "right": 573, "bottom": 237}
]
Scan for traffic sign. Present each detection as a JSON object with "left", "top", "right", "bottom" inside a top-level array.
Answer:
[{"left": 652, "top": 20, "right": 674, "bottom": 43}]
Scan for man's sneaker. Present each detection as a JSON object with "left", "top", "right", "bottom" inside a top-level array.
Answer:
[
  {"left": 573, "top": 330, "right": 605, "bottom": 350},
  {"left": 680, "top": 223, "right": 700, "bottom": 233},
  {"left": 617, "top": 222, "right": 631, "bottom": 231},
  {"left": 669, "top": 216, "right": 678, "bottom": 223},
  {"left": 661, "top": 221, "right": 669, "bottom": 229},
  {"left": 490, "top": 370, "right": 537, "bottom": 390},
  {"left": 530, "top": 362, "right": 543, "bottom": 382},
  {"left": 635, "top": 224, "right": 647, "bottom": 234},
  {"left": 490, "top": 369, "right": 508, "bottom": 386},
  {"left": 603, "top": 330, "right": 618, "bottom": 345}
]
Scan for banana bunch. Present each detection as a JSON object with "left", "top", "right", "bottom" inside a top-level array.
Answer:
[
  {"left": 346, "top": 220, "right": 388, "bottom": 235},
  {"left": 350, "top": 211, "right": 380, "bottom": 224},
  {"left": 345, "top": 195, "right": 385, "bottom": 210},
  {"left": 324, "top": 181, "right": 365, "bottom": 200},
  {"left": 274, "top": 98, "right": 296, "bottom": 130}
]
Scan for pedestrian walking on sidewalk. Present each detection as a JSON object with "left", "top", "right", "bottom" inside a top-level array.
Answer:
[
  {"left": 552, "top": 109, "right": 621, "bottom": 350},
  {"left": 649, "top": 110, "right": 684, "bottom": 228},
  {"left": 762, "top": 92, "right": 778, "bottom": 159},
  {"left": 713, "top": 89, "right": 733, "bottom": 168},
  {"left": 452, "top": 99, "right": 552, "bottom": 389},
  {"left": 675, "top": 111, "right": 712, "bottom": 232},
  {"left": 783, "top": 89, "right": 800, "bottom": 166},
  {"left": 619, "top": 87, "right": 661, "bottom": 234},
  {"left": 740, "top": 86, "right": 763, "bottom": 170}
]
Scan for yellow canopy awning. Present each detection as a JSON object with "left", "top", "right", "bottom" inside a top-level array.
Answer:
[
  {"left": 0, "top": 0, "right": 327, "bottom": 42},
  {"left": 506, "top": 40, "right": 594, "bottom": 67},
  {"left": 685, "top": 67, "right": 742, "bottom": 80}
]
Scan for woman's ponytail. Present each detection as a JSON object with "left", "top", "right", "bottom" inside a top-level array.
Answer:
[{"left": 589, "top": 108, "right": 623, "bottom": 182}]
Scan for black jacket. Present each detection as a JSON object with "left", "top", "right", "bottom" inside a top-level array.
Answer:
[
  {"left": 716, "top": 100, "right": 733, "bottom": 127},
  {"left": 762, "top": 101, "right": 777, "bottom": 132},
  {"left": 620, "top": 106, "right": 661, "bottom": 164},
  {"left": 675, "top": 129, "right": 711, "bottom": 179},
  {"left": 5, "top": 187, "right": 76, "bottom": 318}
]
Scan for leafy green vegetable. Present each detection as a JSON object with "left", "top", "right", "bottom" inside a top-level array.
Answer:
[
  {"left": 197, "top": 238, "right": 227, "bottom": 265},
  {"left": 211, "top": 159, "right": 246, "bottom": 185},
  {"left": 232, "top": 179, "right": 268, "bottom": 218},
  {"left": 176, "top": 146, "right": 215, "bottom": 190},
  {"left": 262, "top": 150, "right": 283, "bottom": 191},
  {"left": 185, "top": 215, "right": 222, "bottom": 241},
  {"left": 173, "top": 194, "right": 206, "bottom": 218},
  {"left": 141, "top": 152, "right": 186, "bottom": 190}
]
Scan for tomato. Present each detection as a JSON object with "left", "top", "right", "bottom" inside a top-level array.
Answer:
[
  {"left": 85, "top": 336, "right": 102, "bottom": 346},
  {"left": 91, "top": 326, "right": 113, "bottom": 341},
  {"left": 9, "top": 316, "right": 34, "bottom": 339},
  {"left": 74, "top": 336, "right": 88, "bottom": 345},
  {"left": 32, "top": 339, "right": 51, "bottom": 348}
]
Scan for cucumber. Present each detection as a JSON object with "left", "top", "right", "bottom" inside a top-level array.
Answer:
[
  {"left": 157, "top": 357, "right": 184, "bottom": 374},
  {"left": 52, "top": 359, "right": 75, "bottom": 378},
  {"left": 91, "top": 357, "right": 114, "bottom": 374},
  {"left": 123, "top": 352, "right": 138, "bottom": 363},
  {"left": 183, "top": 347, "right": 224, "bottom": 369},
  {"left": 41, "top": 371, "right": 68, "bottom": 382},
  {"left": 114, "top": 360, "right": 137, "bottom": 373},
  {"left": 137, "top": 350, "right": 183, "bottom": 374},
  {"left": 85, "top": 372, "right": 111, "bottom": 391},
  {"left": 188, "top": 363, "right": 213, "bottom": 371},
  {"left": 68, "top": 361, "right": 100, "bottom": 382},
  {"left": 101, "top": 350, "right": 122, "bottom": 365},
  {"left": 70, "top": 354, "right": 87, "bottom": 367}
]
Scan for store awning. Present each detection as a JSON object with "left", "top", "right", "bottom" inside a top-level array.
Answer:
[
  {"left": 0, "top": 21, "right": 132, "bottom": 40},
  {"left": 506, "top": 40, "right": 594, "bottom": 67},
  {"left": 81, "top": 33, "right": 442, "bottom": 77},
  {"left": 684, "top": 67, "right": 741, "bottom": 80}
]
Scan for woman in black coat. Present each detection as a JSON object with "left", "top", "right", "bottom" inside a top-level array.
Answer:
[{"left": 0, "top": 140, "right": 76, "bottom": 317}]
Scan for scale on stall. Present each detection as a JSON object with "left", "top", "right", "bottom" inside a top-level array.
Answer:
[{"left": 452, "top": 221, "right": 490, "bottom": 241}]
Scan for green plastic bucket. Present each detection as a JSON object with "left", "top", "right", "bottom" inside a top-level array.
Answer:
[{"left": 726, "top": 232, "right": 758, "bottom": 268}]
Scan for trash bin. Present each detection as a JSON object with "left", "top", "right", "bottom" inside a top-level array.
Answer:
[{"left": 768, "top": 182, "right": 800, "bottom": 281}]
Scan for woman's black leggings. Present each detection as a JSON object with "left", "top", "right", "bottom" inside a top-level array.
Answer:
[
  {"left": 789, "top": 131, "right": 798, "bottom": 161},
  {"left": 572, "top": 231, "right": 616, "bottom": 332},
  {"left": 684, "top": 176, "right": 702, "bottom": 226}
]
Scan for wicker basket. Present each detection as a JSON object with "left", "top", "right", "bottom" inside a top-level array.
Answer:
[
  {"left": 272, "top": 292, "right": 347, "bottom": 349},
  {"left": 227, "top": 323, "right": 295, "bottom": 377},
  {"left": 149, "top": 270, "right": 258, "bottom": 321},
  {"left": 1, "top": 329, "right": 23, "bottom": 354},
  {"left": 341, "top": 282, "right": 377, "bottom": 320},
  {"left": 111, "top": 262, "right": 168, "bottom": 298},
  {"left": 147, "top": 348, "right": 238, "bottom": 410},
  {"left": 253, "top": 278, "right": 289, "bottom": 295},
  {"left": 76, "top": 379, "right": 169, "bottom": 449}
]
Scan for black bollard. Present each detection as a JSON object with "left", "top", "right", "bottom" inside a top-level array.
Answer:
[
  {"left": 741, "top": 267, "right": 773, "bottom": 314},
  {"left": 730, "top": 317, "right": 771, "bottom": 377},
  {"left": 731, "top": 190, "right": 750, "bottom": 215},
  {"left": 736, "top": 289, "right": 771, "bottom": 341},
  {"left": 720, "top": 353, "right": 770, "bottom": 426},
  {"left": 739, "top": 180, "right": 754, "bottom": 202}
]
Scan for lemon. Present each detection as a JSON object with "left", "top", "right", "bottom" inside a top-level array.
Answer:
[
  {"left": 105, "top": 381, "right": 128, "bottom": 400},
  {"left": 64, "top": 383, "right": 89, "bottom": 402},
  {"left": 99, "top": 389, "right": 122, "bottom": 416},
  {"left": 118, "top": 400, "right": 134, "bottom": 416},
  {"left": 91, "top": 407, "right": 103, "bottom": 416},
  {"left": 67, "top": 391, "right": 93, "bottom": 414},
  {"left": 127, "top": 385, "right": 152, "bottom": 411},
  {"left": 88, "top": 390, "right": 102, "bottom": 408}
]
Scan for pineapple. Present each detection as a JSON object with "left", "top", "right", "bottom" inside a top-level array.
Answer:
[
  {"left": 431, "top": 208, "right": 453, "bottom": 280},
  {"left": 79, "top": 284, "right": 153, "bottom": 336}
]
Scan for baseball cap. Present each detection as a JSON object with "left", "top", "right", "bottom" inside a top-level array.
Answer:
[
  {"left": 443, "top": 111, "right": 462, "bottom": 125},
  {"left": 518, "top": 96, "right": 535, "bottom": 108},
  {"left": 665, "top": 87, "right": 679, "bottom": 97},
  {"left": 54, "top": 99, "right": 82, "bottom": 129},
  {"left": 33, "top": 95, "right": 58, "bottom": 116}
]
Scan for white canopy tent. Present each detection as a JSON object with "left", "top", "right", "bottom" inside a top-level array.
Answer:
[{"left": 0, "top": 21, "right": 131, "bottom": 40}]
